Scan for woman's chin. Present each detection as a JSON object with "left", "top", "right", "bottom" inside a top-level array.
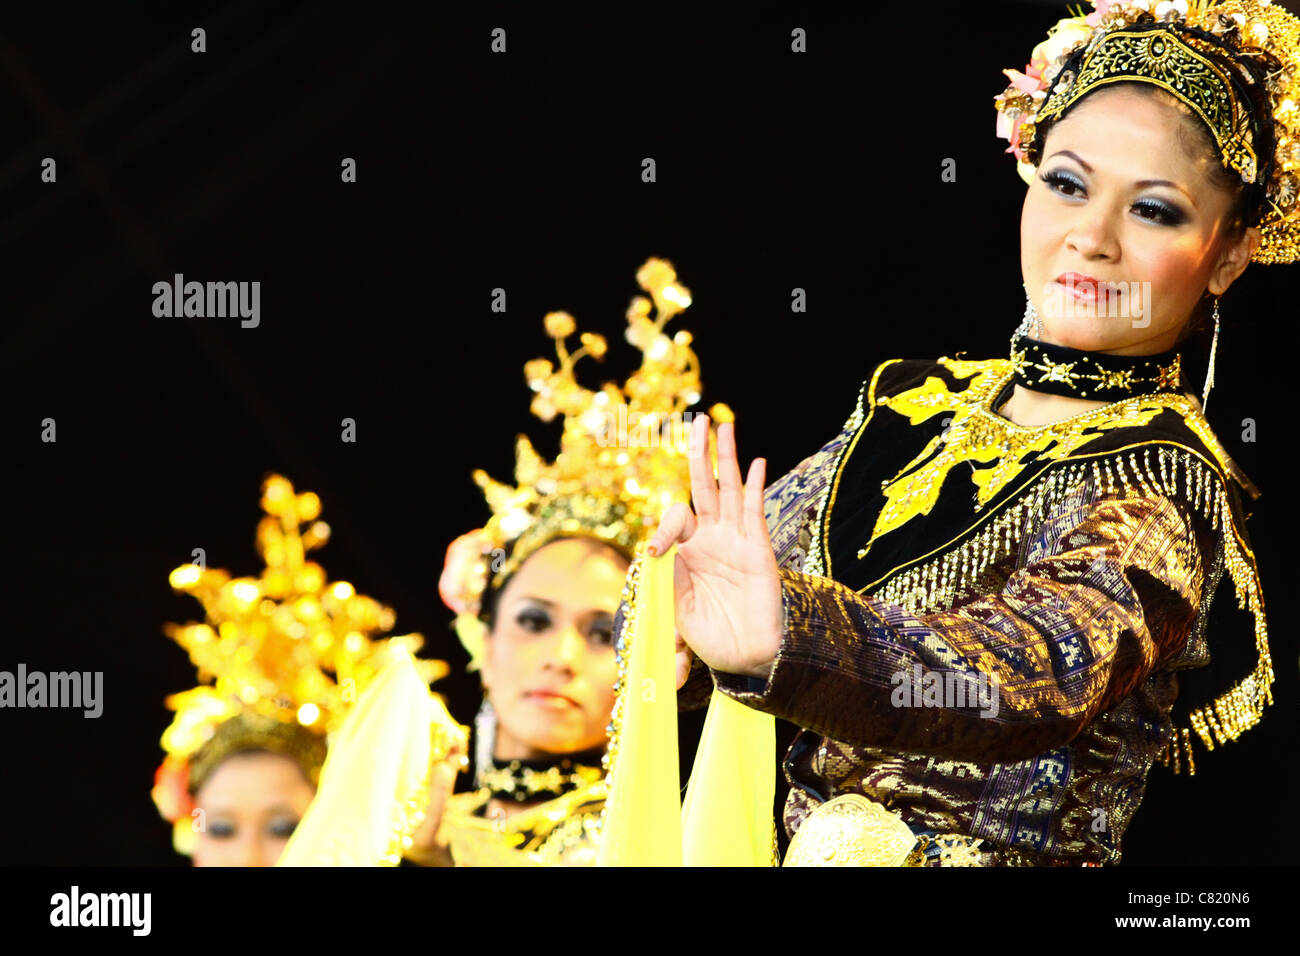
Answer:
[
  {"left": 512, "top": 724, "right": 595, "bottom": 756},
  {"left": 1038, "top": 314, "right": 1131, "bottom": 352}
]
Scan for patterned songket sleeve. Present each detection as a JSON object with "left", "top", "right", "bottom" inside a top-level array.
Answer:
[{"left": 713, "top": 481, "right": 1214, "bottom": 763}]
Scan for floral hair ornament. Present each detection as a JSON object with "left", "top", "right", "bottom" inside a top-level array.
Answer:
[
  {"left": 154, "top": 474, "right": 449, "bottom": 855},
  {"left": 995, "top": 0, "right": 1300, "bottom": 263},
  {"left": 439, "top": 257, "right": 732, "bottom": 669}
]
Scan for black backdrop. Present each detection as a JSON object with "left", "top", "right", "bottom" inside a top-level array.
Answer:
[{"left": 2, "top": 1, "right": 1292, "bottom": 865}]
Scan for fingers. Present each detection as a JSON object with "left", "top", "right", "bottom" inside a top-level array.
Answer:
[
  {"left": 430, "top": 758, "right": 460, "bottom": 800},
  {"left": 717, "top": 422, "right": 744, "bottom": 526},
  {"left": 674, "top": 630, "right": 693, "bottom": 690},
  {"left": 445, "top": 736, "right": 470, "bottom": 773},
  {"left": 431, "top": 739, "right": 466, "bottom": 798},
  {"left": 655, "top": 416, "right": 761, "bottom": 550},
  {"left": 742, "top": 457, "right": 767, "bottom": 540},
  {"left": 408, "top": 747, "right": 462, "bottom": 861},
  {"left": 688, "top": 413, "right": 718, "bottom": 522},
  {"left": 647, "top": 502, "right": 697, "bottom": 557},
  {"left": 675, "top": 645, "right": 694, "bottom": 690}
]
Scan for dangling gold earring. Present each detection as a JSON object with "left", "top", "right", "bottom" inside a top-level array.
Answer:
[{"left": 1202, "top": 296, "right": 1221, "bottom": 412}]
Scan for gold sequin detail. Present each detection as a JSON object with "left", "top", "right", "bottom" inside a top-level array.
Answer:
[
  {"left": 441, "top": 782, "right": 608, "bottom": 866},
  {"left": 802, "top": 356, "right": 1271, "bottom": 775}
]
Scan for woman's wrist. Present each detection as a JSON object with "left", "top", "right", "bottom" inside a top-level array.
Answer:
[
  {"left": 741, "top": 576, "right": 785, "bottom": 679},
  {"left": 742, "top": 652, "right": 777, "bottom": 681}
]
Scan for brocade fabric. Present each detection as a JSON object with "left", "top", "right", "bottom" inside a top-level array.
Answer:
[{"left": 650, "top": 355, "right": 1250, "bottom": 865}]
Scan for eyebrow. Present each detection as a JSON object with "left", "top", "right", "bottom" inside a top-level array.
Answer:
[{"left": 1046, "top": 149, "right": 1196, "bottom": 205}]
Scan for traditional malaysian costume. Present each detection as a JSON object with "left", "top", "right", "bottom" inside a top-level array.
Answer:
[
  {"left": 151, "top": 474, "right": 447, "bottom": 862},
  {"left": 423, "top": 257, "right": 729, "bottom": 866},
  {"left": 606, "top": 0, "right": 1294, "bottom": 866}
]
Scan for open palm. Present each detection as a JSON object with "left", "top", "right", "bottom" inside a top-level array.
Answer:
[{"left": 648, "top": 415, "right": 782, "bottom": 679}]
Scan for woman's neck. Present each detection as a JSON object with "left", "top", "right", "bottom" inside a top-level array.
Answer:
[
  {"left": 491, "top": 723, "right": 548, "bottom": 762},
  {"left": 996, "top": 383, "right": 1111, "bottom": 426}
]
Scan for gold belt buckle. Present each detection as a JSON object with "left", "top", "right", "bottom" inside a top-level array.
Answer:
[{"left": 783, "top": 793, "right": 920, "bottom": 867}]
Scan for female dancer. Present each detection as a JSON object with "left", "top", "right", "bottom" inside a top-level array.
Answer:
[{"left": 639, "top": 0, "right": 1290, "bottom": 865}]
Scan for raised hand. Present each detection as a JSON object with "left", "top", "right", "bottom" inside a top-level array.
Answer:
[
  {"left": 647, "top": 415, "right": 782, "bottom": 680},
  {"left": 404, "top": 739, "right": 467, "bottom": 866}
]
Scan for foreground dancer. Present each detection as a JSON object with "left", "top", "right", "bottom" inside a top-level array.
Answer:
[{"left": 637, "top": 0, "right": 1290, "bottom": 865}]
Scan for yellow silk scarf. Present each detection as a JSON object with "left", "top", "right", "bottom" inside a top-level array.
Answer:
[
  {"left": 597, "top": 545, "right": 776, "bottom": 866},
  {"left": 277, "top": 650, "right": 459, "bottom": 866}
]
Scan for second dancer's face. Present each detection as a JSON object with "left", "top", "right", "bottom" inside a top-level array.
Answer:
[
  {"left": 1020, "top": 84, "right": 1259, "bottom": 355},
  {"left": 481, "top": 537, "right": 626, "bottom": 759},
  {"left": 190, "top": 751, "right": 315, "bottom": 867}
]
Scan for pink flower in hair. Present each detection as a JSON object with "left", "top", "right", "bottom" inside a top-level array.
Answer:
[{"left": 438, "top": 529, "right": 495, "bottom": 616}]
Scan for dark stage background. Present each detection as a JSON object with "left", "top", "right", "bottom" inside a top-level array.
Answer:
[{"left": 2, "top": 2, "right": 1293, "bottom": 865}]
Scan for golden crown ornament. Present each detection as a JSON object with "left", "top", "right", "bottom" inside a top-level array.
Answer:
[
  {"left": 439, "top": 257, "right": 732, "bottom": 669},
  {"left": 994, "top": 0, "right": 1300, "bottom": 264}
]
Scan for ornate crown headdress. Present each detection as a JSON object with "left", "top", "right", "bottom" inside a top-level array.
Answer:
[
  {"left": 152, "top": 474, "right": 448, "bottom": 854},
  {"left": 438, "top": 257, "right": 732, "bottom": 668},
  {"left": 995, "top": 0, "right": 1300, "bottom": 263}
]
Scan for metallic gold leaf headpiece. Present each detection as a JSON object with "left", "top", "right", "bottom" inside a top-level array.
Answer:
[
  {"left": 152, "top": 474, "right": 448, "bottom": 854},
  {"left": 995, "top": 0, "right": 1300, "bottom": 264},
  {"left": 441, "top": 257, "right": 731, "bottom": 668}
]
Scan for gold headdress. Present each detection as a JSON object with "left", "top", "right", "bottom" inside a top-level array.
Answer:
[
  {"left": 438, "top": 257, "right": 732, "bottom": 668},
  {"left": 995, "top": 0, "right": 1300, "bottom": 263},
  {"left": 152, "top": 474, "right": 448, "bottom": 855}
]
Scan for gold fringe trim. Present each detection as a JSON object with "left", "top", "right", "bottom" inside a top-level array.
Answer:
[{"left": 861, "top": 444, "right": 1271, "bottom": 776}]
